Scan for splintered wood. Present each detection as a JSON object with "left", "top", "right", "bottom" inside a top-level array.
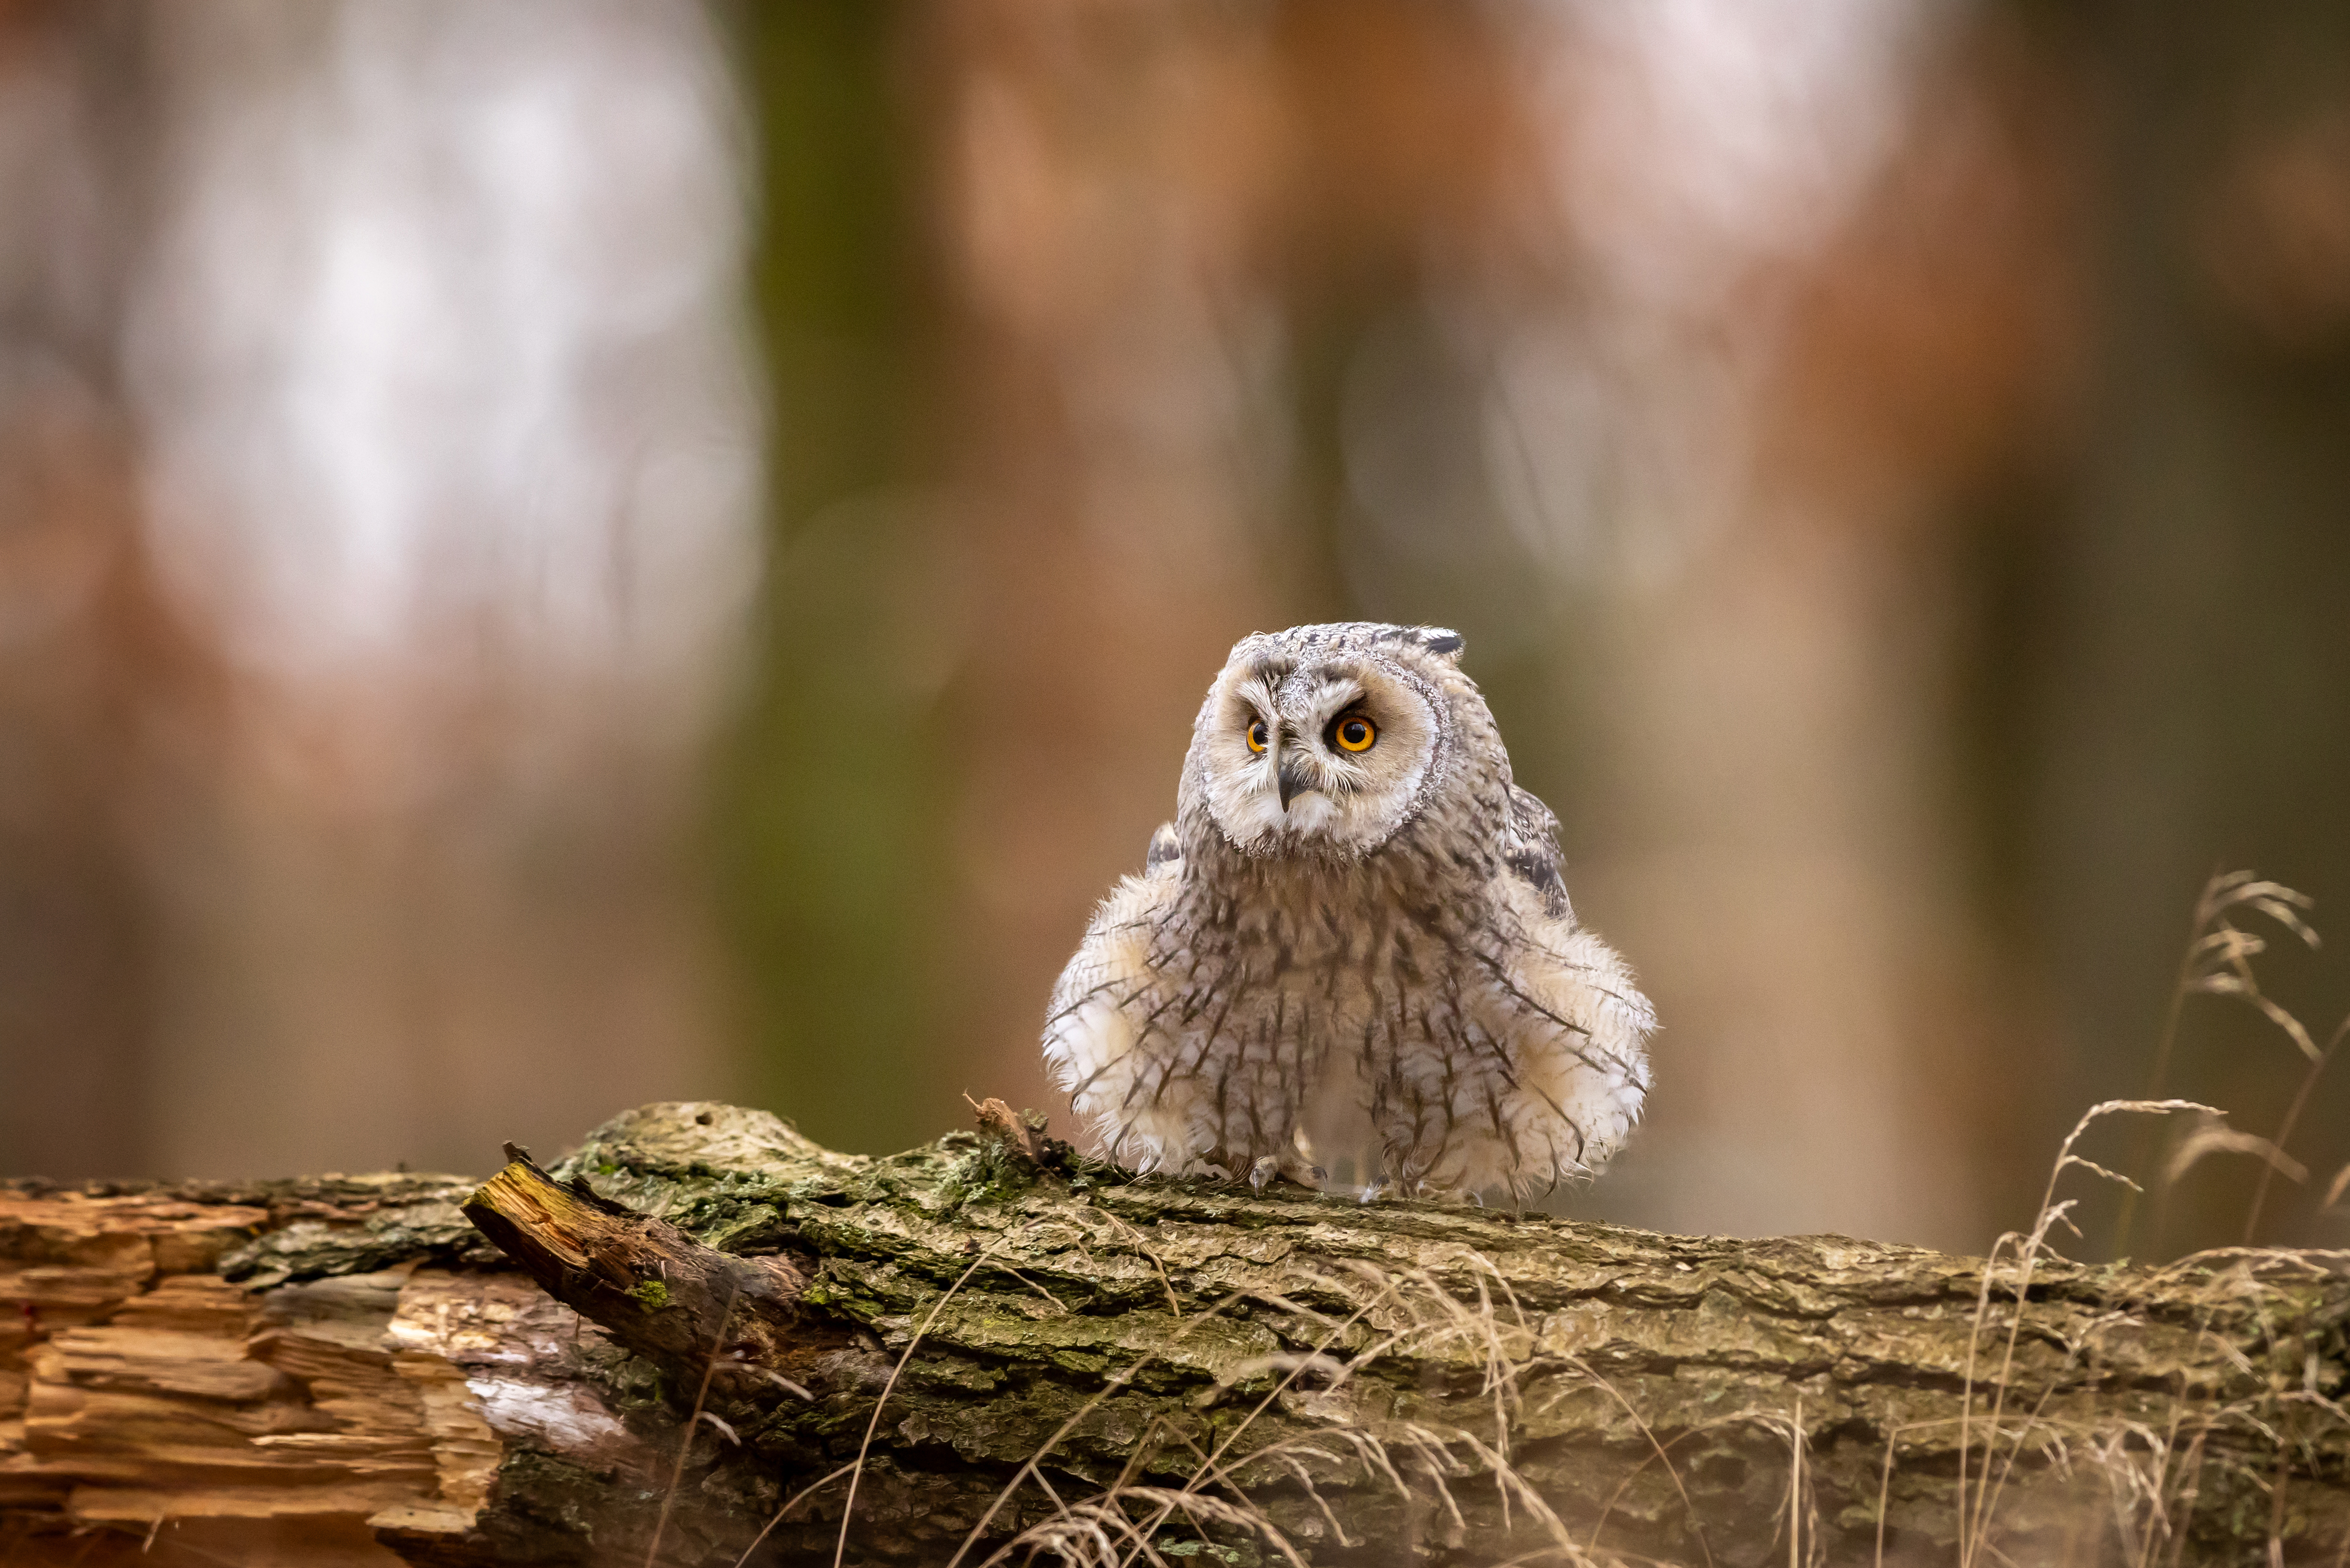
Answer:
[{"left": 0, "top": 1186, "right": 646, "bottom": 1567}]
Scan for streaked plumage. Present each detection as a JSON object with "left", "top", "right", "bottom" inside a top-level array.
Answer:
[{"left": 1043, "top": 622, "right": 1653, "bottom": 1200}]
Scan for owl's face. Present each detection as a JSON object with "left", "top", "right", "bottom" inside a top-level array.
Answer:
[{"left": 1189, "top": 624, "right": 1464, "bottom": 858}]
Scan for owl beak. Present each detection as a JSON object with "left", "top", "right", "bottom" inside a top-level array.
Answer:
[{"left": 1275, "top": 748, "right": 1313, "bottom": 811}]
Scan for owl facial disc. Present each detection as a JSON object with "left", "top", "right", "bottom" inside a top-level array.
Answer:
[{"left": 1195, "top": 642, "right": 1442, "bottom": 857}]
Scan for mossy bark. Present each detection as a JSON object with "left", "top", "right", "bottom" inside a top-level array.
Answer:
[{"left": 6, "top": 1102, "right": 2349, "bottom": 1566}]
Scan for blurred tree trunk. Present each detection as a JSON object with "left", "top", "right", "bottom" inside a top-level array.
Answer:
[
  {"left": 2031, "top": 0, "right": 2350, "bottom": 1257},
  {"left": 721, "top": 0, "right": 958, "bottom": 1158},
  {"left": 0, "top": 0, "right": 182, "bottom": 1179},
  {"left": 8, "top": 1102, "right": 2349, "bottom": 1567}
]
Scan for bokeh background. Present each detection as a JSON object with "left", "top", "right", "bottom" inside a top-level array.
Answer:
[{"left": 4, "top": 0, "right": 2348, "bottom": 1262}]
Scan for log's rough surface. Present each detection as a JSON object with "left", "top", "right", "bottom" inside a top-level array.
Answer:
[{"left": 5, "top": 1100, "right": 2350, "bottom": 1567}]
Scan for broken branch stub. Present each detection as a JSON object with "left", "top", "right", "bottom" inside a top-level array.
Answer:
[{"left": 461, "top": 1147, "right": 820, "bottom": 1394}]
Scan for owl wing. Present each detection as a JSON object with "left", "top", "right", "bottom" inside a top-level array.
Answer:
[
  {"left": 1407, "top": 785, "right": 1651, "bottom": 1198},
  {"left": 1041, "top": 825, "right": 1213, "bottom": 1175},
  {"left": 1500, "top": 784, "right": 1572, "bottom": 922}
]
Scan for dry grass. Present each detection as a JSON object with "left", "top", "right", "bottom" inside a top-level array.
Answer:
[
  {"left": 942, "top": 1256, "right": 1613, "bottom": 1568},
  {"left": 2118, "top": 870, "right": 2349, "bottom": 1254},
  {"left": 1940, "top": 870, "right": 2350, "bottom": 1568},
  {"left": 647, "top": 1279, "right": 740, "bottom": 1568},
  {"left": 872, "top": 1242, "right": 1883, "bottom": 1568}
]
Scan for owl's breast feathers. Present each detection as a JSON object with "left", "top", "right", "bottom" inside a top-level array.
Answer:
[{"left": 1043, "top": 791, "right": 1654, "bottom": 1198}]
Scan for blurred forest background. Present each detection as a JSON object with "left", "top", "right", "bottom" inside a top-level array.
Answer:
[{"left": 2, "top": 0, "right": 2348, "bottom": 1263}]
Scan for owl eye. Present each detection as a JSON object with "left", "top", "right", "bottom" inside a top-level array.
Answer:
[
  {"left": 1246, "top": 720, "right": 1270, "bottom": 754},
  {"left": 1333, "top": 715, "right": 1376, "bottom": 753}
]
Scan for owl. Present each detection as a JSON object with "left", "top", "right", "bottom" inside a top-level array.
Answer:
[{"left": 1042, "top": 622, "right": 1654, "bottom": 1201}]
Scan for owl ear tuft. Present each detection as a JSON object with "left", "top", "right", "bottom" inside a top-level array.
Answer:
[{"left": 1416, "top": 627, "right": 1465, "bottom": 661}]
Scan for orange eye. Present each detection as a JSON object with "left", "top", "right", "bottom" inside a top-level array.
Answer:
[
  {"left": 1246, "top": 720, "right": 1270, "bottom": 754},
  {"left": 1334, "top": 715, "right": 1376, "bottom": 753}
]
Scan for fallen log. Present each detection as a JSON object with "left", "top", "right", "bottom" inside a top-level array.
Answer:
[{"left": 4, "top": 1100, "right": 2348, "bottom": 1566}]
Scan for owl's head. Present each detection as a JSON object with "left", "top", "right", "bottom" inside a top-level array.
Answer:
[{"left": 1186, "top": 622, "right": 1474, "bottom": 859}]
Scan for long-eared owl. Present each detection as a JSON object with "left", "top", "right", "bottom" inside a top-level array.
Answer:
[{"left": 1043, "top": 622, "right": 1653, "bottom": 1200}]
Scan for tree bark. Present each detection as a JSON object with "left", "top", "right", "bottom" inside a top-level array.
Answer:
[{"left": 5, "top": 1102, "right": 2348, "bottom": 1567}]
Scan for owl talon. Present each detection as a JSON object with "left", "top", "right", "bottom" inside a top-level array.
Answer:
[
  {"left": 1269, "top": 1151, "right": 1324, "bottom": 1189},
  {"left": 1233, "top": 1154, "right": 1325, "bottom": 1194}
]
